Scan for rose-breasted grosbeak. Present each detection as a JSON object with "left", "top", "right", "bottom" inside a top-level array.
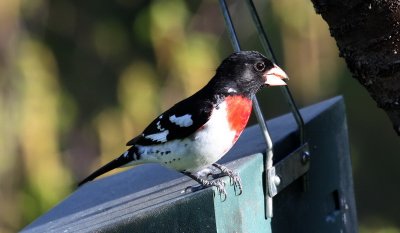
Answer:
[{"left": 78, "top": 51, "right": 288, "bottom": 196}]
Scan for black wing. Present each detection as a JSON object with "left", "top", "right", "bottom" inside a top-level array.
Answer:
[{"left": 126, "top": 92, "right": 215, "bottom": 146}]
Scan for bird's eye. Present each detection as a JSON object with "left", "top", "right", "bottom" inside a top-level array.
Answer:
[{"left": 254, "top": 62, "right": 265, "bottom": 72}]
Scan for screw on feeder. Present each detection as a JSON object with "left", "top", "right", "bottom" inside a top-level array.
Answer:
[
  {"left": 273, "top": 175, "right": 281, "bottom": 186},
  {"left": 301, "top": 151, "right": 311, "bottom": 164}
]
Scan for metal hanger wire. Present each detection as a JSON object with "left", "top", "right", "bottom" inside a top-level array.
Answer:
[{"left": 218, "top": 0, "right": 306, "bottom": 218}]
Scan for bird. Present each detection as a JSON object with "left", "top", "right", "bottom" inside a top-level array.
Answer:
[{"left": 78, "top": 51, "right": 288, "bottom": 196}]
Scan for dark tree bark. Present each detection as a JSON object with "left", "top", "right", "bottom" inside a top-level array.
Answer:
[{"left": 310, "top": 0, "right": 400, "bottom": 135}]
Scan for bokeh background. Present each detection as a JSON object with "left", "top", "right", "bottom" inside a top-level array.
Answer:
[{"left": 0, "top": 0, "right": 399, "bottom": 232}]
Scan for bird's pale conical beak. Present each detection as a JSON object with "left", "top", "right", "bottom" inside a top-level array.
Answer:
[{"left": 263, "top": 65, "right": 289, "bottom": 86}]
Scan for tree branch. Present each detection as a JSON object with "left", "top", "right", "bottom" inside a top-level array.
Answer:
[{"left": 310, "top": 0, "right": 400, "bottom": 135}]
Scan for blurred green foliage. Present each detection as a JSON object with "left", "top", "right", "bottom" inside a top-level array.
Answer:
[{"left": 0, "top": 0, "right": 399, "bottom": 232}]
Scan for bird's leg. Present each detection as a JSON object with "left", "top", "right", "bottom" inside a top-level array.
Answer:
[
  {"left": 181, "top": 171, "right": 226, "bottom": 198},
  {"left": 212, "top": 163, "right": 243, "bottom": 195}
]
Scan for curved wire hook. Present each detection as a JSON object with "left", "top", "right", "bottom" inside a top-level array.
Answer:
[
  {"left": 218, "top": 0, "right": 275, "bottom": 218},
  {"left": 218, "top": 0, "right": 306, "bottom": 219}
]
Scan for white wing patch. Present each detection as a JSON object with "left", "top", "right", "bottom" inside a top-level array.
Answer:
[
  {"left": 156, "top": 120, "right": 164, "bottom": 131},
  {"left": 145, "top": 130, "right": 169, "bottom": 143},
  {"left": 169, "top": 114, "right": 193, "bottom": 127}
]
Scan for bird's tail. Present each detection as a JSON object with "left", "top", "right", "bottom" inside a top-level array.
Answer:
[{"left": 78, "top": 149, "right": 138, "bottom": 187}]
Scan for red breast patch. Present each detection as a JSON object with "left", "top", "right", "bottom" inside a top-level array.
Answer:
[{"left": 225, "top": 95, "right": 253, "bottom": 143}]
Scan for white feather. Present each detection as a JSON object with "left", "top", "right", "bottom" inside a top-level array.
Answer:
[
  {"left": 169, "top": 114, "right": 193, "bottom": 127},
  {"left": 156, "top": 120, "right": 164, "bottom": 131},
  {"left": 145, "top": 130, "right": 169, "bottom": 142}
]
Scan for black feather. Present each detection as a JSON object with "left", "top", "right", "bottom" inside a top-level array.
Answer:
[{"left": 78, "top": 152, "right": 133, "bottom": 186}]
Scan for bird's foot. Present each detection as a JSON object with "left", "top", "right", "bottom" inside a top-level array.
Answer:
[
  {"left": 182, "top": 172, "right": 227, "bottom": 199},
  {"left": 212, "top": 163, "right": 243, "bottom": 195}
]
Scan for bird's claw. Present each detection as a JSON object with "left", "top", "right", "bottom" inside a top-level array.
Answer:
[
  {"left": 212, "top": 163, "right": 243, "bottom": 195},
  {"left": 206, "top": 179, "right": 227, "bottom": 199},
  {"left": 199, "top": 179, "right": 227, "bottom": 199},
  {"left": 183, "top": 178, "right": 227, "bottom": 199},
  {"left": 230, "top": 172, "right": 243, "bottom": 195},
  {"left": 184, "top": 184, "right": 202, "bottom": 193}
]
